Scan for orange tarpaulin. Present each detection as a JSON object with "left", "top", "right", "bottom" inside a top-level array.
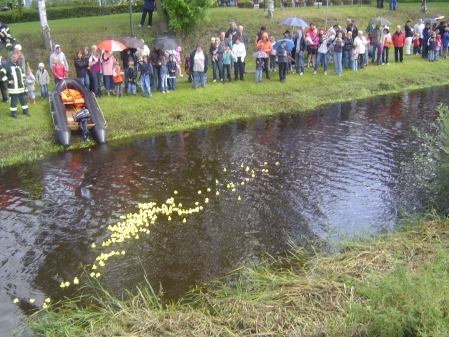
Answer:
[{"left": 60, "top": 89, "right": 84, "bottom": 107}]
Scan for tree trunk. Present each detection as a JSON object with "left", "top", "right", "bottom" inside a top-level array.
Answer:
[
  {"left": 38, "top": 0, "right": 53, "bottom": 51},
  {"left": 155, "top": 0, "right": 169, "bottom": 34}
]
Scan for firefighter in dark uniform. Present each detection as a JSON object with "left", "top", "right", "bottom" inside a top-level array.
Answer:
[
  {"left": 0, "top": 50, "right": 29, "bottom": 119},
  {"left": 0, "top": 21, "right": 14, "bottom": 51}
]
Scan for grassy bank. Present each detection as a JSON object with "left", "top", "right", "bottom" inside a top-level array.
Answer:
[
  {"left": 1, "top": 4, "right": 449, "bottom": 167},
  {"left": 14, "top": 212, "right": 449, "bottom": 336}
]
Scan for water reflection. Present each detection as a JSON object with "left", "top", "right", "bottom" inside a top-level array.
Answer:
[{"left": 0, "top": 86, "right": 446, "bottom": 335}]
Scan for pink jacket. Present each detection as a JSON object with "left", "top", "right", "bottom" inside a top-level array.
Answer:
[{"left": 101, "top": 52, "right": 116, "bottom": 76}]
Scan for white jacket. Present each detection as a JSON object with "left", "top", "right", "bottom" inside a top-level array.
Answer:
[{"left": 232, "top": 43, "right": 246, "bottom": 62}]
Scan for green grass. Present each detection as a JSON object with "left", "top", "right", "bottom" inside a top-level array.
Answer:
[
  {"left": 14, "top": 213, "right": 449, "bottom": 336},
  {"left": 2, "top": 4, "right": 449, "bottom": 167}
]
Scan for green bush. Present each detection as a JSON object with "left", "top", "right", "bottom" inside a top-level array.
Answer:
[
  {"left": 410, "top": 103, "right": 449, "bottom": 214},
  {"left": 0, "top": 2, "right": 143, "bottom": 24}
]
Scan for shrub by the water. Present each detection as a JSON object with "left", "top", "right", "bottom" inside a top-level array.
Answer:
[{"left": 411, "top": 104, "right": 449, "bottom": 214}]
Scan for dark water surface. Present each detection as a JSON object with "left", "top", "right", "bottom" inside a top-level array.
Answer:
[{"left": 0, "top": 86, "right": 446, "bottom": 336}]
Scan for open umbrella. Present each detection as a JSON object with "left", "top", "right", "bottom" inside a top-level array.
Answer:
[
  {"left": 272, "top": 38, "right": 295, "bottom": 51},
  {"left": 251, "top": 50, "right": 269, "bottom": 58},
  {"left": 119, "top": 36, "right": 144, "bottom": 49},
  {"left": 369, "top": 17, "right": 391, "bottom": 26},
  {"left": 279, "top": 17, "right": 310, "bottom": 28},
  {"left": 430, "top": 14, "right": 444, "bottom": 20},
  {"left": 97, "top": 39, "right": 127, "bottom": 52},
  {"left": 423, "top": 17, "right": 438, "bottom": 25},
  {"left": 152, "top": 36, "right": 178, "bottom": 51}
]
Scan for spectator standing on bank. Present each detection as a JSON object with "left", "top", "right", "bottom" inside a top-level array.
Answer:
[
  {"left": 392, "top": 25, "right": 405, "bottom": 63},
  {"left": 35, "top": 62, "right": 49, "bottom": 99},
  {"left": 389, "top": 0, "right": 397, "bottom": 10},
  {"left": 235, "top": 25, "right": 249, "bottom": 73},
  {"left": 25, "top": 67, "right": 36, "bottom": 104},
  {"left": 189, "top": 44, "right": 208, "bottom": 89},
  {"left": 404, "top": 19, "right": 414, "bottom": 55},
  {"left": 139, "top": 0, "right": 155, "bottom": 28},
  {"left": 1, "top": 51, "right": 30, "bottom": 118},
  {"left": 256, "top": 32, "right": 272, "bottom": 79},
  {"left": 414, "top": 18, "right": 424, "bottom": 54},
  {"left": 422, "top": 22, "right": 431, "bottom": 59},
  {"left": 49, "top": 44, "right": 69, "bottom": 73},
  {"left": 382, "top": 27, "right": 392, "bottom": 65}
]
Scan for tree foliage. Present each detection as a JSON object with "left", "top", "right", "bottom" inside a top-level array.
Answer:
[
  {"left": 411, "top": 103, "right": 449, "bottom": 214},
  {"left": 162, "top": 0, "right": 214, "bottom": 37}
]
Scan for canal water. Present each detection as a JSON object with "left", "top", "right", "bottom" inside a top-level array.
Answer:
[{"left": 0, "top": 86, "right": 445, "bottom": 335}]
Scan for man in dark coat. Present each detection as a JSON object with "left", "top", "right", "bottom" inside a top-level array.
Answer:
[
  {"left": 0, "top": 51, "right": 29, "bottom": 119},
  {"left": 139, "top": 0, "right": 156, "bottom": 28}
]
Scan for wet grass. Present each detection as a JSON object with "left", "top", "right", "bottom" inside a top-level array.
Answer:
[
  {"left": 1, "top": 3, "right": 449, "bottom": 167},
  {"left": 14, "top": 212, "right": 449, "bottom": 336}
]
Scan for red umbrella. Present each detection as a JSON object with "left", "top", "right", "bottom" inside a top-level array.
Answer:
[{"left": 97, "top": 39, "right": 127, "bottom": 52}]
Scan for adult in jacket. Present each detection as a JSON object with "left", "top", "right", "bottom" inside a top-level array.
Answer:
[
  {"left": 149, "top": 46, "right": 162, "bottom": 91},
  {"left": 74, "top": 50, "right": 89, "bottom": 87},
  {"left": 256, "top": 32, "right": 272, "bottom": 79},
  {"left": 293, "top": 28, "right": 307, "bottom": 75},
  {"left": 189, "top": 44, "right": 208, "bottom": 89},
  {"left": 0, "top": 51, "right": 29, "bottom": 118},
  {"left": 404, "top": 19, "right": 414, "bottom": 55},
  {"left": 421, "top": 22, "right": 431, "bottom": 59},
  {"left": 139, "top": 0, "right": 155, "bottom": 28},
  {"left": 392, "top": 25, "right": 406, "bottom": 63}
]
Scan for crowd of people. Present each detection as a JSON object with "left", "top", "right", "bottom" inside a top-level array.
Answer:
[{"left": 1, "top": 15, "right": 449, "bottom": 119}]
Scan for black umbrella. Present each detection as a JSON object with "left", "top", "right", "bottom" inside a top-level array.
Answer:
[
  {"left": 152, "top": 36, "right": 178, "bottom": 51},
  {"left": 119, "top": 36, "right": 144, "bottom": 49}
]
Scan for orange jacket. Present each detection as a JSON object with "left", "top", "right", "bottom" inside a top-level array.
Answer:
[{"left": 256, "top": 33, "right": 272, "bottom": 55}]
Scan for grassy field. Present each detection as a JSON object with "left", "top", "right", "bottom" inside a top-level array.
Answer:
[
  {"left": 14, "top": 213, "right": 449, "bottom": 336},
  {"left": 1, "top": 3, "right": 449, "bottom": 167}
]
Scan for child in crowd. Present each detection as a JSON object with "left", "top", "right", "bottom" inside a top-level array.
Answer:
[
  {"left": 428, "top": 31, "right": 436, "bottom": 62},
  {"left": 412, "top": 33, "right": 420, "bottom": 55},
  {"left": 435, "top": 31, "right": 441, "bottom": 61},
  {"left": 175, "top": 46, "right": 183, "bottom": 77},
  {"left": 35, "top": 62, "right": 49, "bottom": 99},
  {"left": 159, "top": 55, "right": 168, "bottom": 93},
  {"left": 226, "top": 34, "right": 234, "bottom": 68},
  {"left": 351, "top": 45, "right": 359, "bottom": 72},
  {"left": 184, "top": 54, "right": 192, "bottom": 83},
  {"left": 255, "top": 57, "right": 264, "bottom": 83},
  {"left": 269, "top": 36, "right": 276, "bottom": 71},
  {"left": 51, "top": 56, "right": 67, "bottom": 86},
  {"left": 126, "top": 61, "right": 137, "bottom": 95},
  {"left": 138, "top": 56, "right": 152, "bottom": 98},
  {"left": 382, "top": 28, "right": 392, "bottom": 65},
  {"left": 25, "top": 67, "right": 36, "bottom": 104},
  {"left": 222, "top": 45, "right": 232, "bottom": 83},
  {"left": 167, "top": 54, "right": 177, "bottom": 91},
  {"left": 112, "top": 61, "right": 124, "bottom": 97}
]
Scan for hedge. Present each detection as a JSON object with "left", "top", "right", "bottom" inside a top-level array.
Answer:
[{"left": 0, "top": 2, "right": 143, "bottom": 24}]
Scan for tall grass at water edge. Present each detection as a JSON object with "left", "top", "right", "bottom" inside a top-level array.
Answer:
[
  {"left": 2, "top": 4, "right": 449, "bottom": 167},
  {"left": 14, "top": 212, "right": 449, "bottom": 336}
]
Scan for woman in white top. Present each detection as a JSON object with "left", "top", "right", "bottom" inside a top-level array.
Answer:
[
  {"left": 353, "top": 30, "right": 367, "bottom": 69},
  {"left": 231, "top": 37, "right": 246, "bottom": 81},
  {"left": 188, "top": 44, "right": 209, "bottom": 89}
]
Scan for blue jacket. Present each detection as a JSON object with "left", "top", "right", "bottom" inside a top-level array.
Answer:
[
  {"left": 167, "top": 60, "right": 177, "bottom": 77},
  {"left": 276, "top": 46, "right": 288, "bottom": 63},
  {"left": 143, "top": 0, "right": 155, "bottom": 10},
  {"left": 139, "top": 62, "right": 153, "bottom": 76}
]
